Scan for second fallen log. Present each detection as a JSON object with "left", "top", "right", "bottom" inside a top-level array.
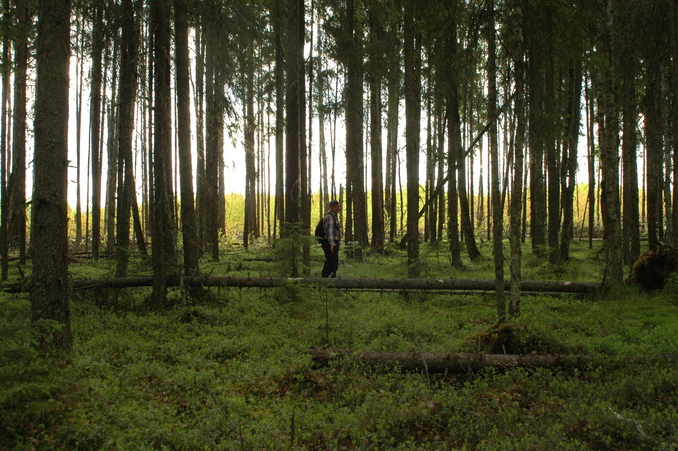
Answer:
[{"left": 309, "top": 348, "right": 593, "bottom": 373}]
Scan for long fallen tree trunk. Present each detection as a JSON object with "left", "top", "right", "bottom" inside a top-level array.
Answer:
[
  {"left": 310, "top": 349, "right": 678, "bottom": 373},
  {"left": 1, "top": 276, "right": 601, "bottom": 294},
  {"left": 310, "top": 348, "right": 594, "bottom": 373}
]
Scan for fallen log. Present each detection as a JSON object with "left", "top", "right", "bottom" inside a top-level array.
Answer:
[
  {"left": 0, "top": 275, "right": 601, "bottom": 294},
  {"left": 310, "top": 348, "right": 593, "bottom": 373},
  {"left": 310, "top": 349, "right": 678, "bottom": 373}
]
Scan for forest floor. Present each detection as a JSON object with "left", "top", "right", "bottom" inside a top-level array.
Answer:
[{"left": 1, "top": 239, "right": 678, "bottom": 450}]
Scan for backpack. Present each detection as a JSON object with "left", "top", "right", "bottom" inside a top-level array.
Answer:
[{"left": 313, "top": 218, "right": 325, "bottom": 243}]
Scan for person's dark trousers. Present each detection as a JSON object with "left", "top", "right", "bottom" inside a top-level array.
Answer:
[{"left": 321, "top": 239, "right": 339, "bottom": 278}]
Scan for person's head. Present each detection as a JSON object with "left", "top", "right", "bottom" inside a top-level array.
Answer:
[{"left": 329, "top": 199, "right": 340, "bottom": 213}]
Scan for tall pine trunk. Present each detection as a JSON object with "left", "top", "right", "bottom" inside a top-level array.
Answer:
[
  {"left": 560, "top": 63, "right": 582, "bottom": 261},
  {"left": 600, "top": 0, "right": 623, "bottom": 286},
  {"left": 90, "top": 1, "right": 104, "bottom": 260},
  {"left": 244, "top": 43, "right": 257, "bottom": 248},
  {"left": 204, "top": 8, "right": 223, "bottom": 261},
  {"left": 368, "top": 7, "right": 385, "bottom": 251},
  {"left": 487, "top": 0, "right": 504, "bottom": 319},
  {"left": 404, "top": 2, "right": 420, "bottom": 277},
  {"left": 31, "top": 0, "right": 72, "bottom": 352},
  {"left": 150, "top": 0, "right": 177, "bottom": 307},
  {"left": 115, "top": 0, "right": 139, "bottom": 278},
  {"left": 285, "top": 0, "right": 302, "bottom": 230},
  {"left": 9, "top": 0, "right": 30, "bottom": 266},
  {"left": 345, "top": 0, "right": 368, "bottom": 249},
  {"left": 510, "top": 50, "right": 526, "bottom": 316},
  {"left": 175, "top": 0, "right": 200, "bottom": 276},
  {"left": 621, "top": 26, "right": 640, "bottom": 265}
]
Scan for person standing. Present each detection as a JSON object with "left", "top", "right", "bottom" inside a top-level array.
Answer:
[{"left": 322, "top": 200, "right": 342, "bottom": 278}]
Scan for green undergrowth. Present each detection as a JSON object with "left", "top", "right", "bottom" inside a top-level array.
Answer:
[{"left": 1, "top": 240, "right": 677, "bottom": 449}]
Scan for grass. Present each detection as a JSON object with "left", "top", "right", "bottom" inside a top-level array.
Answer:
[{"left": 1, "top": 239, "right": 677, "bottom": 450}]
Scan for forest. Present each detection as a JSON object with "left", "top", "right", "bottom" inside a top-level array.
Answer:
[{"left": 1, "top": 0, "right": 678, "bottom": 448}]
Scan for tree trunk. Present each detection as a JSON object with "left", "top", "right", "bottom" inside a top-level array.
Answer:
[
  {"left": 205, "top": 11, "right": 223, "bottom": 261},
  {"left": 345, "top": 0, "right": 368, "bottom": 249},
  {"left": 285, "top": 0, "right": 302, "bottom": 230},
  {"left": 175, "top": 0, "right": 200, "bottom": 277},
  {"left": 436, "top": 112, "right": 446, "bottom": 243},
  {"left": 115, "top": 0, "right": 139, "bottom": 278},
  {"left": 586, "top": 74, "right": 596, "bottom": 249},
  {"left": 620, "top": 26, "right": 640, "bottom": 265},
  {"left": 150, "top": 0, "right": 177, "bottom": 308},
  {"left": 510, "top": 53, "right": 526, "bottom": 316},
  {"left": 644, "top": 51, "right": 663, "bottom": 251},
  {"left": 310, "top": 349, "right": 594, "bottom": 373},
  {"left": 73, "top": 20, "right": 84, "bottom": 251},
  {"left": 386, "top": 70, "right": 399, "bottom": 244},
  {"left": 487, "top": 0, "right": 504, "bottom": 319},
  {"left": 404, "top": 2, "right": 420, "bottom": 277},
  {"left": 368, "top": 7, "right": 385, "bottom": 251},
  {"left": 31, "top": 275, "right": 601, "bottom": 294},
  {"left": 104, "top": 44, "right": 119, "bottom": 255},
  {"left": 0, "top": 0, "right": 9, "bottom": 281},
  {"left": 560, "top": 63, "right": 583, "bottom": 262},
  {"left": 194, "top": 26, "right": 206, "bottom": 251},
  {"left": 424, "top": 100, "right": 435, "bottom": 243},
  {"left": 274, "top": 0, "right": 285, "bottom": 238},
  {"left": 526, "top": 4, "right": 547, "bottom": 254},
  {"left": 447, "top": 104, "right": 463, "bottom": 267},
  {"left": 244, "top": 43, "right": 257, "bottom": 249},
  {"left": 671, "top": 0, "right": 678, "bottom": 247},
  {"left": 318, "top": 68, "right": 329, "bottom": 213},
  {"left": 543, "top": 7, "right": 559, "bottom": 265},
  {"left": 9, "top": 0, "right": 30, "bottom": 266},
  {"left": 31, "top": 0, "right": 72, "bottom": 352},
  {"left": 600, "top": 0, "right": 623, "bottom": 287},
  {"left": 90, "top": 1, "right": 104, "bottom": 260},
  {"left": 299, "top": 1, "right": 310, "bottom": 272}
]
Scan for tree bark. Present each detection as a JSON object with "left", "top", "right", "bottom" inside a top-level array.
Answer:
[
  {"left": 620, "top": 23, "right": 640, "bottom": 265},
  {"left": 285, "top": 0, "right": 302, "bottom": 228},
  {"left": 194, "top": 26, "right": 206, "bottom": 251},
  {"left": 0, "top": 0, "right": 10, "bottom": 281},
  {"left": 671, "top": 0, "right": 678, "bottom": 247},
  {"left": 204, "top": 7, "right": 223, "bottom": 261},
  {"left": 150, "top": 0, "right": 177, "bottom": 308},
  {"left": 244, "top": 42, "right": 257, "bottom": 248},
  {"left": 273, "top": 0, "right": 285, "bottom": 238},
  {"left": 345, "top": 0, "right": 368, "bottom": 249},
  {"left": 368, "top": 5, "right": 385, "bottom": 251},
  {"left": 90, "top": 1, "right": 104, "bottom": 260},
  {"left": 115, "top": 0, "right": 139, "bottom": 278},
  {"left": 543, "top": 5, "right": 559, "bottom": 265},
  {"left": 310, "top": 349, "right": 594, "bottom": 373},
  {"left": 25, "top": 275, "right": 600, "bottom": 294},
  {"left": 510, "top": 53, "right": 526, "bottom": 316},
  {"left": 386, "top": 64, "right": 400, "bottom": 244},
  {"left": 560, "top": 63, "right": 583, "bottom": 262},
  {"left": 31, "top": 0, "right": 72, "bottom": 352},
  {"left": 175, "top": 0, "right": 200, "bottom": 277},
  {"left": 404, "top": 2, "right": 421, "bottom": 277},
  {"left": 600, "top": 0, "right": 623, "bottom": 287},
  {"left": 487, "top": 0, "right": 504, "bottom": 319},
  {"left": 586, "top": 75, "right": 596, "bottom": 250},
  {"left": 644, "top": 49, "right": 663, "bottom": 251},
  {"left": 526, "top": 2, "right": 547, "bottom": 254},
  {"left": 9, "top": 0, "right": 30, "bottom": 266},
  {"left": 104, "top": 43, "right": 119, "bottom": 255}
]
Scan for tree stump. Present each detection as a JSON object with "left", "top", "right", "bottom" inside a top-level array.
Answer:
[{"left": 626, "top": 244, "right": 678, "bottom": 291}]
